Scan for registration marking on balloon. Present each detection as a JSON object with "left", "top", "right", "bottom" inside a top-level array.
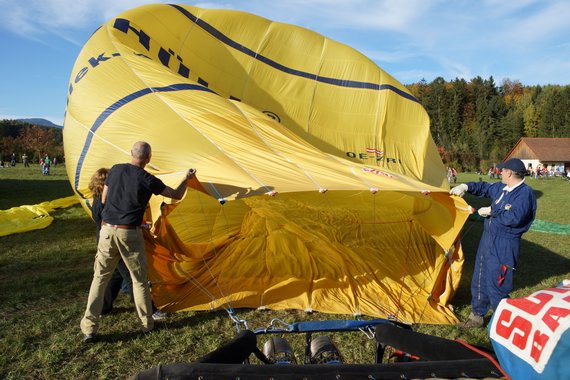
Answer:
[
  {"left": 362, "top": 167, "right": 394, "bottom": 178},
  {"left": 366, "top": 147, "right": 385, "bottom": 157}
]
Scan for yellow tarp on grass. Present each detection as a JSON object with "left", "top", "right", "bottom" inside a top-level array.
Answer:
[{"left": 0, "top": 196, "right": 79, "bottom": 237}]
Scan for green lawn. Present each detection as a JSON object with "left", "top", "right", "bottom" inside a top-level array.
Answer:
[{"left": 1, "top": 166, "right": 569, "bottom": 379}]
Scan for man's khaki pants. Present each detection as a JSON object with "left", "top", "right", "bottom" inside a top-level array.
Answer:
[{"left": 80, "top": 225, "right": 154, "bottom": 334}]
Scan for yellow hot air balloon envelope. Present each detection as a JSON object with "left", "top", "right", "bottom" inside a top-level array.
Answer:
[{"left": 64, "top": 4, "right": 470, "bottom": 324}]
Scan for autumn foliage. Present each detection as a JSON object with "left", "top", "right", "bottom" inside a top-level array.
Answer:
[
  {"left": 0, "top": 120, "right": 63, "bottom": 164},
  {"left": 407, "top": 77, "right": 570, "bottom": 171}
]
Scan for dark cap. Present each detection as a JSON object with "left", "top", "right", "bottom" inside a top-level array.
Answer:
[{"left": 497, "top": 158, "right": 526, "bottom": 174}]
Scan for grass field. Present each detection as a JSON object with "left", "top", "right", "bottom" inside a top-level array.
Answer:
[{"left": 1, "top": 165, "right": 569, "bottom": 379}]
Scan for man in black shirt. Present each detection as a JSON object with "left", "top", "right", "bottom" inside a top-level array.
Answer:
[{"left": 81, "top": 141, "right": 195, "bottom": 342}]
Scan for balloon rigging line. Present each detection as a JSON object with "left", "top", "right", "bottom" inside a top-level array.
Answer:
[
  {"left": 228, "top": 100, "right": 326, "bottom": 191},
  {"left": 104, "top": 22, "right": 272, "bottom": 195},
  {"left": 308, "top": 191, "right": 442, "bottom": 322},
  {"left": 199, "top": 190, "right": 240, "bottom": 313},
  {"left": 357, "top": 192, "right": 396, "bottom": 319},
  {"left": 66, "top": 12, "right": 469, "bottom": 326},
  {"left": 366, "top": 218, "right": 438, "bottom": 323},
  {"left": 305, "top": 37, "right": 328, "bottom": 136},
  {"left": 372, "top": 71, "right": 383, "bottom": 153},
  {"left": 163, "top": 253, "right": 235, "bottom": 315},
  {"left": 66, "top": 134, "right": 238, "bottom": 317},
  {"left": 178, "top": 268, "right": 233, "bottom": 313},
  {"left": 154, "top": 196, "right": 240, "bottom": 324},
  {"left": 66, "top": 111, "right": 129, "bottom": 159},
  {"left": 180, "top": 189, "right": 238, "bottom": 315},
  {"left": 317, "top": 191, "right": 419, "bottom": 321},
  {"left": 397, "top": 250, "right": 448, "bottom": 323},
  {"left": 319, "top": 192, "right": 363, "bottom": 316},
  {"left": 65, "top": 111, "right": 132, "bottom": 194},
  {"left": 206, "top": 182, "right": 224, "bottom": 202},
  {"left": 239, "top": 19, "right": 272, "bottom": 102},
  {"left": 168, "top": 4, "right": 421, "bottom": 103},
  {"left": 172, "top": 111, "right": 273, "bottom": 195},
  {"left": 361, "top": 197, "right": 410, "bottom": 320},
  {"left": 461, "top": 214, "right": 484, "bottom": 238},
  {"left": 67, "top": 100, "right": 235, "bottom": 315},
  {"left": 396, "top": 221, "right": 468, "bottom": 323},
  {"left": 391, "top": 220, "right": 414, "bottom": 320},
  {"left": 100, "top": 28, "right": 360, "bottom": 323},
  {"left": 416, "top": 293, "right": 432, "bottom": 323},
  {"left": 408, "top": 244, "right": 450, "bottom": 324},
  {"left": 144, "top": 196, "right": 237, "bottom": 317},
  {"left": 105, "top": 18, "right": 399, "bottom": 197},
  {"left": 397, "top": 226, "right": 452, "bottom": 320}
]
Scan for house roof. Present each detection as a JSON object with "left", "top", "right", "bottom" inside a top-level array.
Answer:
[{"left": 506, "top": 138, "right": 570, "bottom": 162}]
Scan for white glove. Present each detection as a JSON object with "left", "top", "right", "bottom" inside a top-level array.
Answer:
[
  {"left": 478, "top": 206, "right": 491, "bottom": 218},
  {"left": 449, "top": 183, "right": 468, "bottom": 197}
]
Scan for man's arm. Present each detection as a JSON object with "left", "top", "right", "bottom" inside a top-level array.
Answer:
[
  {"left": 160, "top": 169, "right": 196, "bottom": 200},
  {"left": 467, "top": 181, "right": 501, "bottom": 198},
  {"left": 101, "top": 185, "right": 109, "bottom": 204}
]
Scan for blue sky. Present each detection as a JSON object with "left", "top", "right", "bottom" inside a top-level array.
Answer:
[{"left": 1, "top": 0, "right": 569, "bottom": 126}]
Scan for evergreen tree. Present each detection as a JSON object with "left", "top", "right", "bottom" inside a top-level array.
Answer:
[{"left": 406, "top": 78, "right": 569, "bottom": 170}]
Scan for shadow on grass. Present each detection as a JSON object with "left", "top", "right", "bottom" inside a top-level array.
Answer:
[
  {"left": 92, "top": 309, "right": 225, "bottom": 344},
  {"left": 0, "top": 178, "right": 74, "bottom": 209}
]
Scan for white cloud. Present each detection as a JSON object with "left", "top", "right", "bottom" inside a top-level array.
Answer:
[
  {"left": 510, "top": 57, "right": 570, "bottom": 86},
  {"left": 390, "top": 69, "right": 438, "bottom": 84},
  {"left": 0, "top": 0, "right": 567, "bottom": 87},
  {"left": 504, "top": 1, "right": 570, "bottom": 44},
  {"left": 482, "top": 0, "right": 539, "bottom": 17},
  {"left": 0, "top": 0, "right": 167, "bottom": 39},
  {"left": 208, "top": 0, "right": 434, "bottom": 33},
  {"left": 437, "top": 59, "right": 474, "bottom": 82},
  {"left": 363, "top": 48, "right": 417, "bottom": 63},
  {"left": 193, "top": 2, "right": 235, "bottom": 10},
  {"left": 0, "top": 0, "right": 92, "bottom": 36},
  {"left": 297, "top": 0, "right": 431, "bottom": 31}
]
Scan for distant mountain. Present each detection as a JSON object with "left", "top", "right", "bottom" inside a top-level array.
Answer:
[{"left": 17, "top": 118, "right": 63, "bottom": 128}]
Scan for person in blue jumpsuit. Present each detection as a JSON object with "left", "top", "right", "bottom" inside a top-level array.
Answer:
[{"left": 450, "top": 158, "right": 536, "bottom": 328}]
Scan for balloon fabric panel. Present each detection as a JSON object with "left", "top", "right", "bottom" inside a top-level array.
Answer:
[{"left": 64, "top": 4, "right": 469, "bottom": 324}]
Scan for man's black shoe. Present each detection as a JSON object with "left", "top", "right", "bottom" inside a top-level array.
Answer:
[{"left": 83, "top": 333, "right": 96, "bottom": 343}]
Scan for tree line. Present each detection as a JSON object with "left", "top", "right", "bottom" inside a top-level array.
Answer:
[
  {"left": 2, "top": 77, "right": 569, "bottom": 171},
  {"left": 0, "top": 120, "right": 63, "bottom": 165},
  {"left": 406, "top": 77, "right": 570, "bottom": 171}
]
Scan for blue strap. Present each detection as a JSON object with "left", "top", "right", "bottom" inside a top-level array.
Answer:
[{"left": 255, "top": 319, "right": 399, "bottom": 334}]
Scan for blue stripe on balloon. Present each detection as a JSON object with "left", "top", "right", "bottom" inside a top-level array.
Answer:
[
  {"left": 169, "top": 4, "right": 419, "bottom": 103},
  {"left": 74, "top": 83, "right": 213, "bottom": 190},
  {"left": 74, "top": 6, "right": 420, "bottom": 191}
]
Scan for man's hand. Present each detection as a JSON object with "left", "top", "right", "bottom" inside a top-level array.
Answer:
[
  {"left": 186, "top": 168, "right": 196, "bottom": 180},
  {"left": 162, "top": 169, "right": 197, "bottom": 200},
  {"left": 449, "top": 183, "right": 468, "bottom": 197},
  {"left": 478, "top": 206, "right": 491, "bottom": 218}
]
